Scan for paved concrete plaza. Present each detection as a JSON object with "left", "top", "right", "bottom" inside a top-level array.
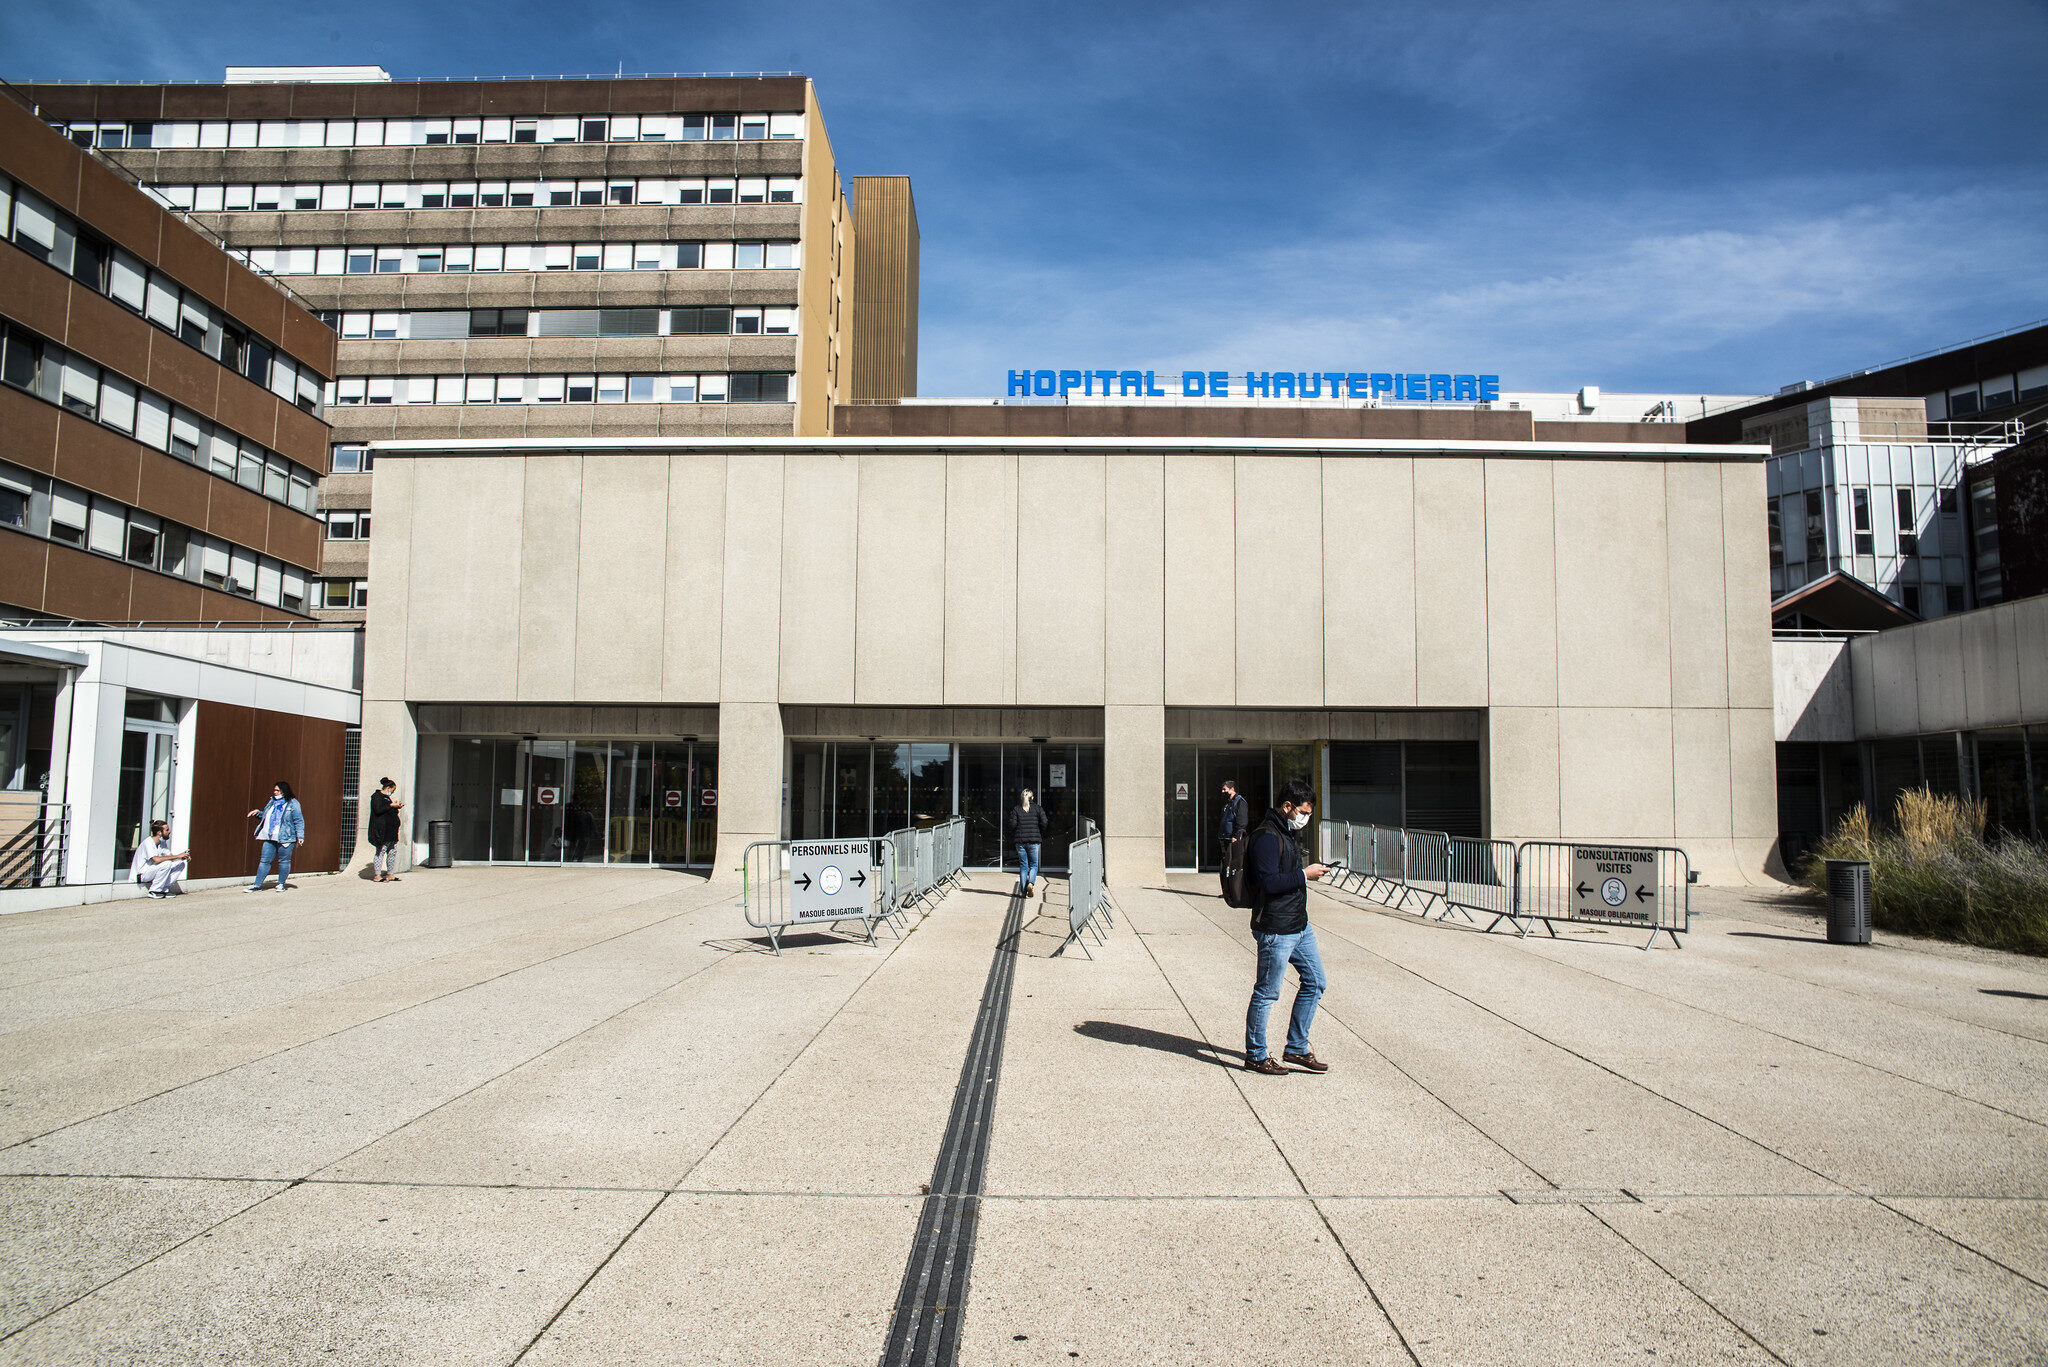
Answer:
[{"left": 1, "top": 867, "right": 2045, "bottom": 1365}]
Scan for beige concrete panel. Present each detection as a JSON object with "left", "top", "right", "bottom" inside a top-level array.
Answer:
[
  {"left": 718, "top": 455, "right": 785, "bottom": 705},
  {"left": 515, "top": 457, "right": 582, "bottom": 700},
  {"left": 1721, "top": 462, "right": 1774, "bottom": 709},
  {"left": 1414, "top": 456, "right": 1488, "bottom": 706},
  {"left": 571, "top": 456, "right": 668, "bottom": 702},
  {"left": 1486, "top": 706, "right": 1560, "bottom": 841},
  {"left": 1103, "top": 457, "right": 1165, "bottom": 706},
  {"left": 360, "top": 458, "right": 414, "bottom": 705},
  {"left": 942, "top": 454, "right": 1016, "bottom": 706},
  {"left": 660, "top": 455, "right": 725, "bottom": 702},
  {"left": 1728, "top": 706, "right": 1778, "bottom": 861},
  {"left": 1234, "top": 455, "right": 1324, "bottom": 706},
  {"left": 404, "top": 458, "right": 526, "bottom": 702},
  {"left": 1321, "top": 456, "right": 1415, "bottom": 707},
  {"left": 1960, "top": 605, "right": 2022, "bottom": 729},
  {"left": 2018, "top": 597, "right": 2048, "bottom": 723},
  {"left": 709, "top": 700, "right": 782, "bottom": 879},
  {"left": 1670, "top": 708, "right": 1733, "bottom": 840},
  {"left": 854, "top": 454, "right": 946, "bottom": 705},
  {"left": 1555, "top": 461, "right": 1672, "bottom": 708},
  {"left": 1104, "top": 703, "right": 1164, "bottom": 884},
  {"left": 1868, "top": 629, "right": 1921, "bottom": 737},
  {"left": 1559, "top": 707, "right": 1675, "bottom": 840},
  {"left": 1913, "top": 614, "right": 1969, "bottom": 735},
  {"left": 774, "top": 454, "right": 858, "bottom": 704},
  {"left": 1483, "top": 458, "right": 1557, "bottom": 708},
  {"left": 354, "top": 700, "right": 418, "bottom": 872},
  {"left": 1164, "top": 455, "right": 1236, "bottom": 707},
  {"left": 1665, "top": 462, "right": 1730, "bottom": 709},
  {"left": 1016, "top": 455, "right": 1106, "bottom": 706},
  {"left": 1851, "top": 632, "right": 1880, "bottom": 740}
]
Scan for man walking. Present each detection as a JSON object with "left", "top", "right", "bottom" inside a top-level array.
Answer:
[
  {"left": 1009, "top": 787, "right": 1050, "bottom": 898},
  {"left": 1243, "top": 777, "right": 1331, "bottom": 1075},
  {"left": 1217, "top": 778, "right": 1248, "bottom": 861}
]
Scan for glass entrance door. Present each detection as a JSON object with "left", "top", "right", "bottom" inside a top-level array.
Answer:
[
  {"left": 113, "top": 720, "right": 176, "bottom": 879},
  {"left": 1196, "top": 749, "right": 1270, "bottom": 872}
]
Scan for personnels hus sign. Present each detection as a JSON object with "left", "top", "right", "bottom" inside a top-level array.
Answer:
[{"left": 1008, "top": 369, "right": 1502, "bottom": 401}]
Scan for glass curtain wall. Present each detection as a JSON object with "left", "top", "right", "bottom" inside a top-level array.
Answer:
[{"left": 445, "top": 736, "right": 718, "bottom": 865}]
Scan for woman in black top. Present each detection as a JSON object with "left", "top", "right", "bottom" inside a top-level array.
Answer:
[
  {"left": 368, "top": 778, "right": 405, "bottom": 883},
  {"left": 1008, "top": 789, "right": 1051, "bottom": 897}
]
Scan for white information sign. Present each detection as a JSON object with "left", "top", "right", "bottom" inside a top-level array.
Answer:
[
  {"left": 1570, "top": 846, "right": 1659, "bottom": 923},
  {"left": 1049, "top": 763, "right": 1068, "bottom": 788},
  {"left": 1175, "top": 782, "right": 1190, "bottom": 801},
  {"left": 788, "top": 840, "right": 874, "bottom": 922}
]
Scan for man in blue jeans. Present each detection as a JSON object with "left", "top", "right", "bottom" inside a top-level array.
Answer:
[{"left": 1243, "top": 777, "right": 1332, "bottom": 1075}]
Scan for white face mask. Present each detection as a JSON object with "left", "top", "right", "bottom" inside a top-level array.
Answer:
[{"left": 1288, "top": 810, "right": 1310, "bottom": 831}]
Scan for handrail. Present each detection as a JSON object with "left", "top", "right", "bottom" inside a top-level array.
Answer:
[{"left": 11, "top": 71, "right": 806, "bottom": 87}]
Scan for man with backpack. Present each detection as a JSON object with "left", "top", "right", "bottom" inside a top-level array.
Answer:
[
  {"left": 1217, "top": 779, "right": 1248, "bottom": 862},
  {"left": 1241, "top": 778, "right": 1331, "bottom": 1075}
]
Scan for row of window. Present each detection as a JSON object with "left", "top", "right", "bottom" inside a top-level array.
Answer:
[
  {"left": 1, "top": 321, "right": 320, "bottom": 513},
  {"left": 328, "top": 371, "right": 793, "bottom": 405},
  {"left": 322, "top": 305, "right": 798, "bottom": 341},
  {"left": 1768, "top": 484, "right": 1961, "bottom": 571},
  {"left": 1926, "top": 366, "right": 2048, "bottom": 421},
  {"left": 65, "top": 113, "right": 804, "bottom": 150},
  {"left": 0, "top": 459, "right": 312, "bottom": 611},
  {"left": 325, "top": 510, "right": 371, "bottom": 540},
  {"left": 330, "top": 445, "right": 374, "bottom": 472},
  {"left": 242, "top": 239, "right": 799, "bottom": 276},
  {"left": 149, "top": 176, "right": 802, "bottom": 214},
  {"left": 2, "top": 174, "right": 328, "bottom": 409}
]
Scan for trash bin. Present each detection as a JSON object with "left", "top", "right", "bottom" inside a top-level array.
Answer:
[
  {"left": 425, "top": 820, "right": 453, "bottom": 869},
  {"left": 1824, "top": 859, "right": 1872, "bottom": 945}
]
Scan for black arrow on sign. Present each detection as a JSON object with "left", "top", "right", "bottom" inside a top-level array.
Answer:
[
  {"left": 1635, "top": 884, "right": 1651, "bottom": 902},
  {"left": 793, "top": 873, "right": 812, "bottom": 890},
  {"left": 851, "top": 869, "right": 867, "bottom": 886},
  {"left": 1575, "top": 881, "right": 1591, "bottom": 898}
]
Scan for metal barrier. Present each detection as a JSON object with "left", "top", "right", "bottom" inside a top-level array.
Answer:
[
  {"left": 1058, "top": 828, "right": 1114, "bottom": 957},
  {"left": 0, "top": 802, "right": 68, "bottom": 889},
  {"left": 1316, "top": 820, "right": 1350, "bottom": 880},
  {"left": 1511, "top": 842, "right": 1692, "bottom": 949},
  {"left": 1402, "top": 828, "right": 1457, "bottom": 919},
  {"left": 1446, "top": 837, "right": 1516, "bottom": 925},
  {"left": 738, "top": 839, "right": 881, "bottom": 955}
]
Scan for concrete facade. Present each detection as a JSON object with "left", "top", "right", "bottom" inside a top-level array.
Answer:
[
  {"left": 1846, "top": 593, "right": 2048, "bottom": 740},
  {"left": 360, "top": 434, "right": 1776, "bottom": 884}
]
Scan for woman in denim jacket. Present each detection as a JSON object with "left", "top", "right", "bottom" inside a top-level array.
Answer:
[{"left": 245, "top": 781, "right": 306, "bottom": 892}]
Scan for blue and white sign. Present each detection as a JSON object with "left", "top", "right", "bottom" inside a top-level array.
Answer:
[{"left": 1007, "top": 369, "right": 1501, "bottom": 403}]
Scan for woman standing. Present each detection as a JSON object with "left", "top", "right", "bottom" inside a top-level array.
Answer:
[
  {"left": 1008, "top": 788, "right": 1050, "bottom": 898},
  {"left": 244, "top": 781, "right": 305, "bottom": 892},
  {"left": 367, "top": 777, "right": 405, "bottom": 883}
]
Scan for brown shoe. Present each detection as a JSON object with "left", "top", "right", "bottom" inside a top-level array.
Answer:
[
  {"left": 1243, "top": 1056, "right": 1287, "bottom": 1075},
  {"left": 1283, "top": 1051, "right": 1329, "bottom": 1073}
]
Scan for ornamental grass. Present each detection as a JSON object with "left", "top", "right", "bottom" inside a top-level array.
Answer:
[{"left": 1799, "top": 788, "right": 2048, "bottom": 957}]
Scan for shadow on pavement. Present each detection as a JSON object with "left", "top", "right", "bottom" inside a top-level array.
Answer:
[
  {"left": 701, "top": 931, "right": 874, "bottom": 955},
  {"left": 1982, "top": 987, "right": 2048, "bottom": 1001},
  {"left": 1075, "top": 1020, "right": 1240, "bottom": 1067},
  {"left": 1727, "top": 931, "right": 1830, "bottom": 944}
]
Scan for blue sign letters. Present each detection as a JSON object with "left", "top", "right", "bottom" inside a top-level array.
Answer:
[{"left": 1008, "top": 370, "right": 1500, "bottom": 403}]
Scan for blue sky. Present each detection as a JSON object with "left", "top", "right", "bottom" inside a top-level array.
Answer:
[{"left": 10, "top": 0, "right": 2047, "bottom": 397}]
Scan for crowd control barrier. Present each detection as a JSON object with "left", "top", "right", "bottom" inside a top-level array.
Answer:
[
  {"left": 1312, "top": 821, "right": 1692, "bottom": 950},
  {"left": 1057, "top": 828, "right": 1115, "bottom": 958},
  {"left": 738, "top": 838, "right": 882, "bottom": 955}
]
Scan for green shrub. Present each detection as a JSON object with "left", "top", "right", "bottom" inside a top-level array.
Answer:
[{"left": 1798, "top": 789, "right": 2048, "bottom": 957}]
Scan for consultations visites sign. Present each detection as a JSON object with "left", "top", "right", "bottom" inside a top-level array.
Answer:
[{"left": 1007, "top": 369, "right": 1501, "bottom": 402}]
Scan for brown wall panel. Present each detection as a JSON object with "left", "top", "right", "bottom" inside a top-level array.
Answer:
[
  {"left": 141, "top": 336, "right": 222, "bottom": 417},
  {"left": 190, "top": 700, "right": 344, "bottom": 878},
  {"left": 208, "top": 372, "right": 283, "bottom": 451},
  {"left": 264, "top": 510, "right": 325, "bottom": 571},
  {"left": 64, "top": 285, "right": 156, "bottom": 382},
  {"left": 0, "top": 386, "right": 62, "bottom": 476},
  {"left": 224, "top": 270, "right": 290, "bottom": 352},
  {"left": 43, "top": 543, "right": 133, "bottom": 621},
  {"left": 201, "top": 479, "right": 275, "bottom": 554},
  {"left": 151, "top": 228, "right": 232, "bottom": 313},
  {"left": 52, "top": 411, "right": 144, "bottom": 504},
  {"left": 0, "top": 101, "right": 83, "bottom": 212},
  {"left": 136, "top": 446, "right": 215, "bottom": 529},
  {"left": 272, "top": 401, "right": 333, "bottom": 469},
  {"left": 0, "top": 241, "right": 76, "bottom": 342},
  {"left": 72, "top": 166, "right": 164, "bottom": 260},
  {"left": 0, "top": 530, "right": 50, "bottom": 611}
]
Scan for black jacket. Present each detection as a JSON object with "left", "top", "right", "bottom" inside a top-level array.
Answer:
[
  {"left": 1009, "top": 803, "right": 1052, "bottom": 845},
  {"left": 1248, "top": 809, "right": 1308, "bottom": 935},
  {"left": 1219, "top": 793, "right": 1249, "bottom": 841},
  {"left": 368, "top": 790, "right": 402, "bottom": 846}
]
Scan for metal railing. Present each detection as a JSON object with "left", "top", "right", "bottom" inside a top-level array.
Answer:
[
  {"left": 0, "top": 802, "right": 68, "bottom": 889},
  {"left": 1058, "top": 827, "right": 1114, "bottom": 958},
  {"left": 1315, "top": 820, "right": 1693, "bottom": 949}
]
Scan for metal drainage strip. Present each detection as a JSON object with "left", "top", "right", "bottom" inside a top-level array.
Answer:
[{"left": 878, "top": 889, "right": 1027, "bottom": 1367}]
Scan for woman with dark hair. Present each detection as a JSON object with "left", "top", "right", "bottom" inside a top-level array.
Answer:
[
  {"left": 245, "top": 780, "right": 305, "bottom": 892},
  {"left": 368, "top": 777, "right": 405, "bottom": 883}
]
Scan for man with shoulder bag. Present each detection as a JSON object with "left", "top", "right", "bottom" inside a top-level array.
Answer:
[{"left": 1242, "top": 778, "right": 1332, "bottom": 1075}]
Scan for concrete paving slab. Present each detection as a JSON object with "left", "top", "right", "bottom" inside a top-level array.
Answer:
[
  {"left": 1319, "top": 1197, "right": 1773, "bottom": 1364},
  {"left": 959, "top": 1197, "right": 1414, "bottom": 1366},
  {"left": 1597, "top": 1196, "right": 2048, "bottom": 1364},
  {"left": 0, "top": 1180, "right": 657, "bottom": 1366},
  {"left": 0, "top": 1175, "right": 284, "bottom": 1336},
  {"left": 1883, "top": 1197, "right": 2048, "bottom": 1288},
  {"left": 519, "top": 1193, "right": 919, "bottom": 1365}
]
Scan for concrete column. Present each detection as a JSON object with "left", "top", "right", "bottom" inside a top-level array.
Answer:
[
  {"left": 357, "top": 700, "right": 418, "bottom": 872},
  {"left": 1104, "top": 703, "right": 1164, "bottom": 886},
  {"left": 711, "top": 701, "right": 783, "bottom": 880}
]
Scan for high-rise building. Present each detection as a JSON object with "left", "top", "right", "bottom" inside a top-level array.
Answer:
[{"left": 19, "top": 69, "right": 919, "bottom": 623}]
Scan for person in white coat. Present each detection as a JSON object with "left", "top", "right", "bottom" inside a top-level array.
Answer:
[{"left": 130, "top": 819, "right": 189, "bottom": 898}]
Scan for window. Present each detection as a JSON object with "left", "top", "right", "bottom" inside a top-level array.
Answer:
[
  {"left": 126, "top": 512, "right": 160, "bottom": 567},
  {"left": 331, "top": 445, "right": 371, "bottom": 473},
  {"left": 326, "top": 512, "right": 362, "bottom": 541},
  {"left": 1851, "top": 488, "right": 1873, "bottom": 556},
  {"left": 1897, "top": 488, "right": 1918, "bottom": 557},
  {"left": 49, "top": 484, "right": 88, "bottom": 546},
  {"left": 1804, "top": 490, "right": 1826, "bottom": 564},
  {"left": 1902, "top": 584, "right": 1921, "bottom": 615},
  {"left": 1768, "top": 501, "right": 1783, "bottom": 573}
]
